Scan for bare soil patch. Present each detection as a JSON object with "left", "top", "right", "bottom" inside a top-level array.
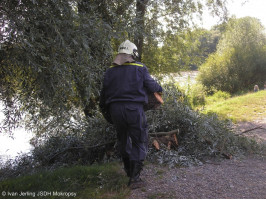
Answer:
[{"left": 129, "top": 156, "right": 266, "bottom": 199}]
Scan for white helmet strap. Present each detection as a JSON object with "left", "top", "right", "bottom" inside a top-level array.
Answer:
[{"left": 133, "top": 49, "right": 139, "bottom": 59}]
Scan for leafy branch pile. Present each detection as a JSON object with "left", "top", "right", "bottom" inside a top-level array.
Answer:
[{"left": 145, "top": 83, "right": 263, "bottom": 167}]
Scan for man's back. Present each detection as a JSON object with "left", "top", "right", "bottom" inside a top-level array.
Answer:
[{"left": 103, "top": 62, "right": 161, "bottom": 105}]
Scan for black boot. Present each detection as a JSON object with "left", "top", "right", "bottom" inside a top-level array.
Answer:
[
  {"left": 128, "top": 160, "right": 146, "bottom": 189},
  {"left": 122, "top": 157, "right": 131, "bottom": 177}
]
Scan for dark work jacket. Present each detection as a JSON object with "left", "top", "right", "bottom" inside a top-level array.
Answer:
[{"left": 99, "top": 61, "right": 162, "bottom": 123}]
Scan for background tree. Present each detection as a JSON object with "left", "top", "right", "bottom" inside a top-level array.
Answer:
[
  {"left": 142, "top": 0, "right": 228, "bottom": 73},
  {"left": 198, "top": 17, "right": 266, "bottom": 93},
  {"left": 146, "top": 26, "right": 224, "bottom": 74},
  {"left": 0, "top": 0, "right": 133, "bottom": 134}
]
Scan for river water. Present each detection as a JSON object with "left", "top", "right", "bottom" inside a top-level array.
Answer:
[
  {"left": 162, "top": 71, "right": 199, "bottom": 87},
  {"left": 0, "top": 105, "right": 34, "bottom": 162},
  {"left": 0, "top": 129, "right": 33, "bottom": 162},
  {"left": 0, "top": 71, "right": 199, "bottom": 162}
]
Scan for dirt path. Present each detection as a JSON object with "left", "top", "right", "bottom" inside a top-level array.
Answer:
[
  {"left": 129, "top": 157, "right": 266, "bottom": 199},
  {"left": 129, "top": 120, "right": 266, "bottom": 199}
]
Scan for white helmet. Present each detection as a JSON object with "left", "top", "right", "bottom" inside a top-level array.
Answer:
[{"left": 118, "top": 40, "right": 139, "bottom": 59}]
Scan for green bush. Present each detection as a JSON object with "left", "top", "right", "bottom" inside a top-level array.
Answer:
[{"left": 188, "top": 83, "right": 206, "bottom": 107}]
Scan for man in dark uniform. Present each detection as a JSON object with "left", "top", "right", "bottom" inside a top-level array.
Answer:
[{"left": 100, "top": 40, "right": 162, "bottom": 189}]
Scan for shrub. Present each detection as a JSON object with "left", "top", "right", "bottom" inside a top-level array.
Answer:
[{"left": 188, "top": 83, "right": 206, "bottom": 107}]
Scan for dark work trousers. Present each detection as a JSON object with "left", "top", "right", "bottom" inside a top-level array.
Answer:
[{"left": 109, "top": 102, "right": 148, "bottom": 161}]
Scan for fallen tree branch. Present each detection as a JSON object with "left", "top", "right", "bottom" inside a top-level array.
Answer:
[
  {"left": 237, "top": 125, "right": 263, "bottom": 135},
  {"left": 149, "top": 129, "right": 179, "bottom": 137}
]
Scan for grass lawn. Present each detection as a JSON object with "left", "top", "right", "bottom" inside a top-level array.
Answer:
[
  {"left": 0, "top": 162, "right": 130, "bottom": 199},
  {"left": 202, "top": 90, "right": 266, "bottom": 122}
]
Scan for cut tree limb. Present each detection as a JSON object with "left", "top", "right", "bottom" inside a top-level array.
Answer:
[
  {"left": 150, "top": 129, "right": 179, "bottom": 150},
  {"left": 152, "top": 139, "right": 160, "bottom": 150},
  {"left": 149, "top": 129, "right": 179, "bottom": 137}
]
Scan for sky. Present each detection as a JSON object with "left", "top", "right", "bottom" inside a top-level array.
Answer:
[{"left": 200, "top": 0, "right": 266, "bottom": 29}]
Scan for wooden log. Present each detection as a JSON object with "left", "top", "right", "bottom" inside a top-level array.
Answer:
[
  {"left": 152, "top": 139, "right": 160, "bottom": 150},
  {"left": 149, "top": 129, "right": 179, "bottom": 137},
  {"left": 150, "top": 130, "right": 179, "bottom": 150},
  {"left": 173, "top": 134, "right": 178, "bottom": 146}
]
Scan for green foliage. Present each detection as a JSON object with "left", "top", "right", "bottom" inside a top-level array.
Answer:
[
  {"left": 146, "top": 25, "right": 225, "bottom": 74},
  {"left": 199, "top": 17, "right": 266, "bottom": 94},
  {"left": 0, "top": 163, "right": 129, "bottom": 199},
  {"left": 0, "top": 0, "right": 117, "bottom": 134},
  {"left": 159, "top": 30, "right": 203, "bottom": 73},
  {"left": 0, "top": 116, "right": 117, "bottom": 181},
  {"left": 187, "top": 83, "right": 206, "bottom": 107}
]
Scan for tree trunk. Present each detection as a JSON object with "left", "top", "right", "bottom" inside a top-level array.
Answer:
[{"left": 134, "top": 0, "right": 149, "bottom": 61}]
